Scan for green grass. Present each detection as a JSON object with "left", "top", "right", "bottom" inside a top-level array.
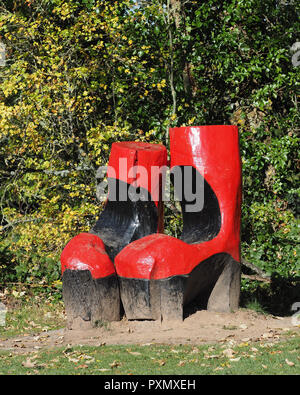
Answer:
[
  {"left": 0, "top": 297, "right": 65, "bottom": 338},
  {"left": 0, "top": 293, "right": 299, "bottom": 375},
  {"left": 0, "top": 335, "right": 299, "bottom": 375}
]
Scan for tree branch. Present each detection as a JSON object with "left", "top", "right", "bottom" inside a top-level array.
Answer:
[
  {"left": 241, "top": 274, "right": 271, "bottom": 283},
  {"left": 241, "top": 258, "right": 271, "bottom": 279}
]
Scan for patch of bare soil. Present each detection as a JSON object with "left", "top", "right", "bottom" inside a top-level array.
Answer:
[{"left": 0, "top": 309, "right": 299, "bottom": 353}]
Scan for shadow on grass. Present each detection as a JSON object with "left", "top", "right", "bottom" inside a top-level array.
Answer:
[{"left": 240, "top": 273, "right": 300, "bottom": 317}]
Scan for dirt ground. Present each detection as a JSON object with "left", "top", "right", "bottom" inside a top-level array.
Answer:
[{"left": 1, "top": 309, "right": 299, "bottom": 353}]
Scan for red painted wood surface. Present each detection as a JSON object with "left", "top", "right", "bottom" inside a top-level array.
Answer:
[
  {"left": 61, "top": 233, "right": 115, "bottom": 279},
  {"left": 107, "top": 141, "right": 167, "bottom": 206},
  {"left": 115, "top": 125, "right": 242, "bottom": 280}
]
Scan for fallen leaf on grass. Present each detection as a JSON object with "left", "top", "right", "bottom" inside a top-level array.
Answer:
[
  {"left": 81, "top": 354, "right": 95, "bottom": 361},
  {"left": 63, "top": 345, "right": 73, "bottom": 355},
  {"left": 68, "top": 357, "right": 80, "bottom": 363},
  {"left": 219, "top": 365, "right": 230, "bottom": 371},
  {"left": 22, "top": 358, "right": 37, "bottom": 368},
  {"left": 51, "top": 358, "right": 60, "bottom": 363},
  {"left": 222, "top": 348, "right": 235, "bottom": 358},
  {"left": 84, "top": 358, "right": 95, "bottom": 364},
  {"left": 238, "top": 342, "right": 249, "bottom": 348},
  {"left": 29, "top": 321, "right": 39, "bottom": 327},
  {"left": 285, "top": 359, "right": 295, "bottom": 367},
  {"left": 229, "top": 357, "right": 241, "bottom": 362},
  {"left": 178, "top": 361, "right": 185, "bottom": 367},
  {"left": 110, "top": 360, "right": 121, "bottom": 368}
]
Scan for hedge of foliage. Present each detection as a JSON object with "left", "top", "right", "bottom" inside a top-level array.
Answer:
[{"left": 0, "top": 1, "right": 299, "bottom": 307}]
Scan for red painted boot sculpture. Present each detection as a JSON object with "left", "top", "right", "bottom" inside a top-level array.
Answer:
[
  {"left": 61, "top": 141, "right": 167, "bottom": 327},
  {"left": 115, "top": 125, "right": 242, "bottom": 320}
]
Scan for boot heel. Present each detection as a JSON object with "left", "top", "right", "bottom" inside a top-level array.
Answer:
[{"left": 207, "top": 257, "right": 241, "bottom": 312}]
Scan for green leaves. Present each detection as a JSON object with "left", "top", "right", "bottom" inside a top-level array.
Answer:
[{"left": 0, "top": 0, "right": 298, "bottom": 289}]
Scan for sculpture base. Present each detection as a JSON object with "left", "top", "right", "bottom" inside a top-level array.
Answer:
[
  {"left": 62, "top": 270, "right": 120, "bottom": 328},
  {"left": 119, "top": 254, "right": 240, "bottom": 321}
]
